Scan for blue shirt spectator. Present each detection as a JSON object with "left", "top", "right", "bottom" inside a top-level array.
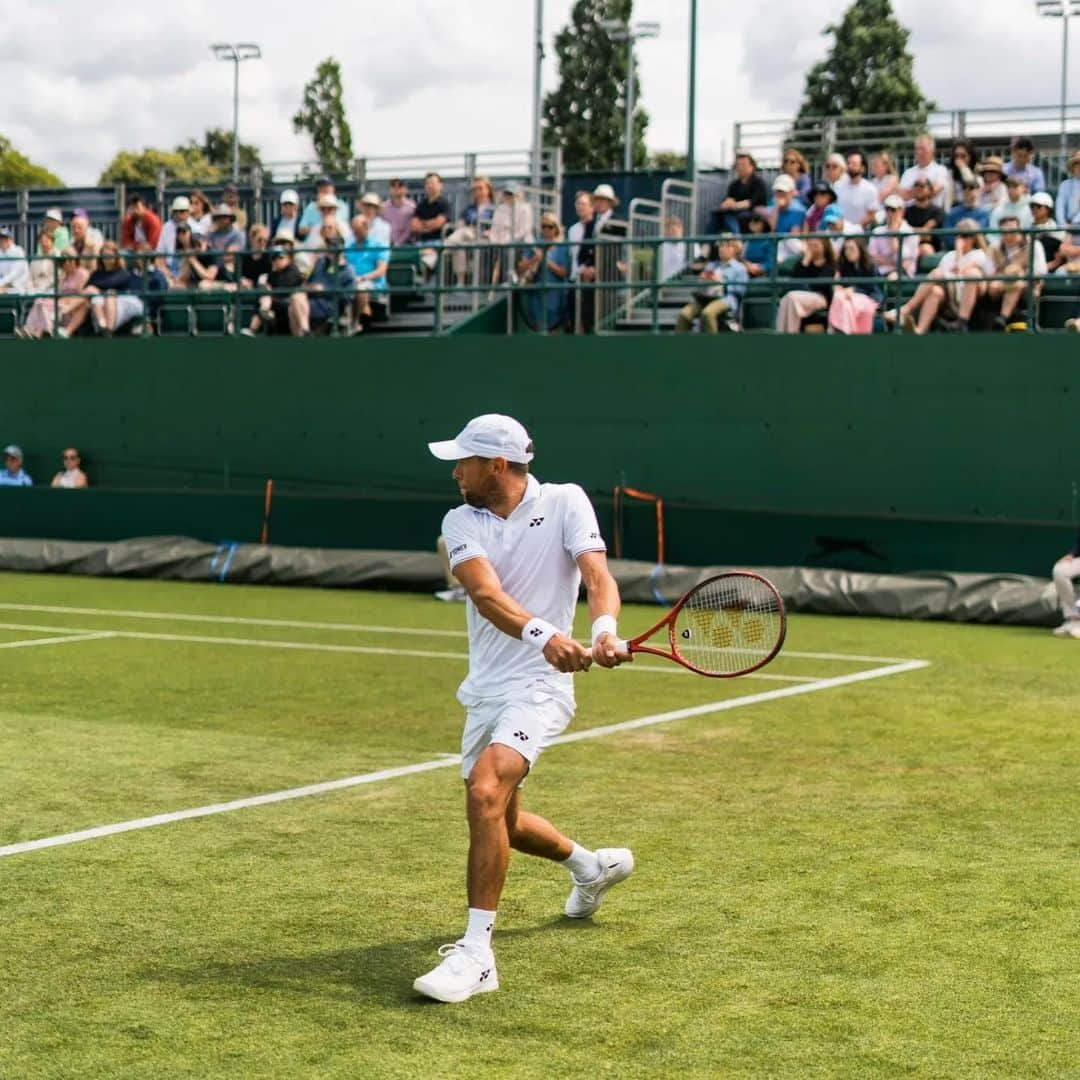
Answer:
[
  {"left": 0, "top": 444, "right": 32, "bottom": 486},
  {"left": 345, "top": 227, "right": 390, "bottom": 294},
  {"left": 943, "top": 185, "right": 991, "bottom": 248},
  {"left": 298, "top": 180, "right": 351, "bottom": 240},
  {"left": 518, "top": 217, "right": 571, "bottom": 331},
  {"left": 698, "top": 253, "right": 749, "bottom": 316},
  {"left": 1056, "top": 154, "right": 1080, "bottom": 224},
  {"left": 1004, "top": 140, "right": 1046, "bottom": 195}
]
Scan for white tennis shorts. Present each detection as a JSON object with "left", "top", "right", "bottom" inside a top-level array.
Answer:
[{"left": 460, "top": 689, "right": 573, "bottom": 780}]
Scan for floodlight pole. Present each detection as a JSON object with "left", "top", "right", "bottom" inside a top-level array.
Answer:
[
  {"left": 600, "top": 20, "right": 661, "bottom": 175},
  {"left": 1037, "top": 1, "right": 1080, "bottom": 162},
  {"left": 687, "top": 0, "right": 698, "bottom": 183},
  {"left": 531, "top": 0, "right": 544, "bottom": 187},
  {"left": 210, "top": 43, "right": 262, "bottom": 182}
]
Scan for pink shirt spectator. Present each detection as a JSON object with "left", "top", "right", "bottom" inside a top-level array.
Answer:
[{"left": 382, "top": 183, "right": 416, "bottom": 246}]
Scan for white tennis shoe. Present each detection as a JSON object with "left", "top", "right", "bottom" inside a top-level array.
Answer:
[
  {"left": 413, "top": 943, "right": 498, "bottom": 1003},
  {"left": 1052, "top": 618, "right": 1080, "bottom": 637},
  {"left": 565, "top": 847, "right": 635, "bottom": 919}
]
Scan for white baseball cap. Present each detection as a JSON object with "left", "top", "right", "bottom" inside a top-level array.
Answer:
[
  {"left": 171, "top": 195, "right": 191, "bottom": 212},
  {"left": 1030, "top": 191, "right": 1054, "bottom": 209},
  {"left": 772, "top": 174, "right": 795, "bottom": 193},
  {"left": 280, "top": 189, "right": 299, "bottom": 205},
  {"left": 428, "top": 414, "right": 534, "bottom": 464}
]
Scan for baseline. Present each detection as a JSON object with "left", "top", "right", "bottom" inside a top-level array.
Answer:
[
  {"left": 0, "top": 658, "right": 929, "bottom": 859},
  {"left": 0, "top": 631, "right": 117, "bottom": 652}
]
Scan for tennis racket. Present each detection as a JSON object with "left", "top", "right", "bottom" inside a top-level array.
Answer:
[{"left": 618, "top": 572, "right": 786, "bottom": 677}]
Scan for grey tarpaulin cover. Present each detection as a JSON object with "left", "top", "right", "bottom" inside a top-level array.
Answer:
[{"left": 0, "top": 535, "right": 1059, "bottom": 627}]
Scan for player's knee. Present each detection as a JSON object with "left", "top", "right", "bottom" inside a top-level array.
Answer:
[{"left": 466, "top": 777, "right": 507, "bottom": 820}]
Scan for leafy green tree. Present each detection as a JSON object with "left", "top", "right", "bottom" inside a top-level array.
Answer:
[
  {"left": 292, "top": 58, "right": 354, "bottom": 176},
  {"left": 199, "top": 128, "right": 265, "bottom": 176},
  {"left": 543, "top": 0, "right": 650, "bottom": 172},
  {"left": 98, "top": 145, "right": 215, "bottom": 186},
  {"left": 649, "top": 151, "right": 687, "bottom": 171},
  {"left": 0, "top": 136, "right": 62, "bottom": 189},
  {"left": 794, "top": 0, "right": 934, "bottom": 154}
]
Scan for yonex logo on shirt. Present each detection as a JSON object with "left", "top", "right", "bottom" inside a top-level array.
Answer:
[
  {"left": 529, "top": 517, "right": 544, "bottom": 527},
  {"left": 450, "top": 543, "right": 468, "bottom": 557}
]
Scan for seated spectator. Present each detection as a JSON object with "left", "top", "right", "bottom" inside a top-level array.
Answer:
[
  {"left": 884, "top": 221, "right": 988, "bottom": 334},
  {"left": 241, "top": 224, "right": 271, "bottom": 288},
  {"left": 943, "top": 178, "right": 991, "bottom": 247},
  {"left": 272, "top": 190, "right": 301, "bottom": 242},
  {"left": 834, "top": 151, "right": 879, "bottom": 227},
  {"left": 870, "top": 151, "right": 899, "bottom": 204},
  {"left": 516, "top": 212, "right": 570, "bottom": 332},
  {"left": 156, "top": 195, "right": 193, "bottom": 275},
  {"left": 490, "top": 182, "right": 536, "bottom": 283},
  {"left": 445, "top": 177, "right": 496, "bottom": 285},
  {"left": 51, "top": 447, "right": 88, "bottom": 489},
  {"left": 345, "top": 215, "right": 389, "bottom": 333},
  {"left": 357, "top": 192, "right": 392, "bottom": 248},
  {"left": 17, "top": 247, "right": 89, "bottom": 339},
  {"left": 120, "top": 195, "right": 162, "bottom": 250},
  {"left": 898, "top": 134, "right": 949, "bottom": 207},
  {"left": 298, "top": 177, "right": 349, "bottom": 241},
  {"left": 780, "top": 147, "right": 812, "bottom": 203},
  {"left": 221, "top": 183, "right": 248, "bottom": 230},
  {"left": 976, "top": 157, "right": 1008, "bottom": 213},
  {"left": 0, "top": 445, "right": 32, "bottom": 487},
  {"left": 189, "top": 190, "right": 213, "bottom": 236},
  {"left": 985, "top": 215, "right": 1047, "bottom": 330},
  {"left": 990, "top": 176, "right": 1033, "bottom": 232},
  {"left": 310, "top": 193, "right": 354, "bottom": 244},
  {"left": 411, "top": 172, "right": 452, "bottom": 273},
  {"left": 804, "top": 180, "right": 837, "bottom": 234},
  {"left": 199, "top": 243, "right": 242, "bottom": 291},
  {"left": 822, "top": 204, "right": 862, "bottom": 255},
  {"left": 1004, "top": 137, "right": 1046, "bottom": 195},
  {"left": 0, "top": 226, "right": 29, "bottom": 293},
  {"left": 821, "top": 153, "right": 846, "bottom": 191},
  {"left": 206, "top": 204, "right": 245, "bottom": 258},
  {"left": 167, "top": 225, "right": 213, "bottom": 288},
  {"left": 905, "top": 178, "right": 945, "bottom": 256},
  {"left": 132, "top": 243, "right": 168, "bottom": 327},
  {"left": 590, "top": 184, "right": 621, "bottom": 234},
  {"left": 305, "top": 228, "right": 356, "bottom": 335},
  {"left": 870, "top": 194, "right": 919, "bottom": 277},
  {"left": 567, "top": 190, "right": 595, "bottom": 281},
  {"left": 70, "top": 210, "right": 103, "bottom": 261},
  {"left": 740, "top": 209, "right": 774, "bottom": 277},
  {"left": 769, "top": 175, "right": 806, "bottom": 262},
  {"left": 28, "top": 229, "right": 57, "bottom": 294},
  {"left": 774, "top": 236, "right": 837, "bottom": 333},
  {"left": 241, "top": 239, "right": 306, "bottom": 336},
  {"left": 383, "top": 178, "right": 416, "bottom": 246},
  {"left": 829, "top": 236, "right": 881, "bottom": 334},
  {"left": 37, "top": 208, "right": 70, "bottom": 255},
  {"left": 716, "top": 151, "right": 768, "bottom": 234},
  {"left": 75, "top": 243, "right": 146, "bottom": 336},
  {"left": 947, "top": 139, "right": 979, "bottom": 208},
  {"left": 1030, "top": 192, "right": 1063, "bottom": 265},
  {"left": 659, "top": 216, "right": 689, "bottom": 279},
  {"left": 675, "top": 234, "right": 748, "bottom": 333},
  {"left": 1056, "top": 151, "right": 1080, "bottom": 225}
]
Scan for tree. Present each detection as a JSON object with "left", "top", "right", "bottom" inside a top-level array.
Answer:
[
  {"left": 793, "top": 0, "right": 935, "bottom": 156},
  {"left": 199, "top": 128, "right": 265, "bottom": 177},
  {"left": 293, "top": 58, "right": 354, "bottom": 176},
  {"left": 98, "top": 145, "right": 214, "bottom": 186},
  {"left": 0, "top": 136, "right": 62, "bottom": 189},
  {"left": 649, "top": 151, "right": 687, "bottom": 171},
  {"left": 543, "top": 0, "right": 650, "bottom": 173}
]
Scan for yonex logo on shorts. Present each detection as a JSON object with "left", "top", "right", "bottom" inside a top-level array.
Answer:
[
  {"left": 529, "top": 517, "right": 544, "bottom": 527},
  {"left": 513, "top": 730, "right": 530, "bottom": 742}
]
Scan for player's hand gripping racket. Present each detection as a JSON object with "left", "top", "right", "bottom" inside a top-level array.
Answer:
[{"left": 618, "top": 572, "right": 786, "bottom": 677}]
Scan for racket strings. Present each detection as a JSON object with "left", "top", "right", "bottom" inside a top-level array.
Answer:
[{"left": 674, "top": 576, "right": 783, "bottom": 676}]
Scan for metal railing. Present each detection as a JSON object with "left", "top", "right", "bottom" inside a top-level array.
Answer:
[{"left": 0, "top": 224, "right": 1067, "bottom": 339}]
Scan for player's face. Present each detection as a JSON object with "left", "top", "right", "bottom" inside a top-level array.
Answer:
[{"left": 453, "top": 456, "right": 499, "bottom": 508}]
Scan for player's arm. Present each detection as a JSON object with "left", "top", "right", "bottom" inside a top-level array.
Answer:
[
  {"left": 577, "top": 550, "right": 630, "bottom": 669},
  {"left": 453, "top": 556, "right": 591, "bottom": 673}
]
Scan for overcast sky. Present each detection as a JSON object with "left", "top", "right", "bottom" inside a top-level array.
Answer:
[{"left": 1, "top": 0, "right": 1074, "bottom": 184}]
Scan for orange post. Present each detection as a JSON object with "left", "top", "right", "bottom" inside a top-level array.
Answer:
[{"left": 260, "top": 479, "right": 274, "bottom": 545}]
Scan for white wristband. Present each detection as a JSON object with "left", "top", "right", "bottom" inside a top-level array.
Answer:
[
  {"left": 591, "top": 615, "right": 618, "bottom": 646},
  {"left": 522, "top": 617, "right": 559, "bottom": 650}
]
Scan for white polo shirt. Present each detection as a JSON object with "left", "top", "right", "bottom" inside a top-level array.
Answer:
[{"left": 441, "top": 474, "right": 605, "bottom": 706}]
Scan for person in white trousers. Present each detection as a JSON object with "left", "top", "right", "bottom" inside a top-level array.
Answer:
[{"left": 1051, "top": 532, "right": 1080, "bottom": 637}]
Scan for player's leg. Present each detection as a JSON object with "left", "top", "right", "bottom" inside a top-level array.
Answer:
[{"left": 1051, "top": 557, "right": 1080, "bottom": 635}]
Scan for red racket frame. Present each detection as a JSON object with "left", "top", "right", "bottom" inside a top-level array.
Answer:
[{"left": 624, "top": 571, "right": 787, "bottom": 678}]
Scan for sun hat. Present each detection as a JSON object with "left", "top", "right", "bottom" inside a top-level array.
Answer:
[
  {"left": 316, "top": 193, "right": 338, "bottom": 209},
  {"left": 44, "top": 208, "right": 63, "bottom": 223},
  {"left": 811, "top": 180, "right": 837, "bottom": 202},
  {"left": 1030, "top": 192, "right": 1054, "bottom": 209},
  {"left": 977, "top": 156, "right": 1005, "bottom": 175},
  {"left": 359, "top": 192, "right": 382, "bottom": 208},
  {"left": 171, "top": 195, "right": 191, "bottom": 212},
  {"left": 428, "top": 414, "right": 534, "bottom": 464},
  {"left": 211, "top": 203, "right": 236, "bottom": 218},
  {"left": 592, "top": 183, "right": 620, "bottom": 205}
]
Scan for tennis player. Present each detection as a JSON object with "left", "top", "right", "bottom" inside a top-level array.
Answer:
[{"left": 414, "top": 413, "right": 634, "bottom": 1003}]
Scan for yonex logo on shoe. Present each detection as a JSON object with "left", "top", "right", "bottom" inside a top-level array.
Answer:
[
  {"left": 529, "top": 517, "right": 544, "bottom": 527},
  {"left": 513, "top": 730, "right": 529, "bottom": 742}
]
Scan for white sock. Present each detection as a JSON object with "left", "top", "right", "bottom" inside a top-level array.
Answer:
[
  {"left": 463, "top": 907, "right": 496, "bottom": 954},
  {"left": 562, "top": 842, "right": 600, "bottom": 881}
]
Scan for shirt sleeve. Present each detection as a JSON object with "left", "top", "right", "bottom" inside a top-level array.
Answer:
[
  {"left": 561, "top": 484, "right": 606, "bottom": 558},
  {"left": 441, "top": 509, "right": 489, "bottom": 570}
]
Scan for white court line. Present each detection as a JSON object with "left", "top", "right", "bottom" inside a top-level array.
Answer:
[
  {"left": 0, "top": 631, "right": 116, "bottom": 652},
  {"left": 0, "top": 658, "right": 929, "bottom": 859},
  {"left": 0, "top": 620, "right": 818, "bottom": 682},
  {"left": 0, "top": 603, "right": 912, "bottom": 665}
]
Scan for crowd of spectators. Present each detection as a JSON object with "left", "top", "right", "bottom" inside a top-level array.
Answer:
[
  {"left": 685, "top": 134, "right": 1080, "bottom": 334},
  {"left": 0, "top": 445, "right": 88, "bottom": 488}
]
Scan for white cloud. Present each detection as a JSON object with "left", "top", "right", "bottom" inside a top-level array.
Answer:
[{"left": 0, "top": 0, "right": 1074, "bottom": 184}]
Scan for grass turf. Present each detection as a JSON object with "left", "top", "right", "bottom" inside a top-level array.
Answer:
[{"left": 0, "top": 571, "right": 1075, "bottom": 1078}]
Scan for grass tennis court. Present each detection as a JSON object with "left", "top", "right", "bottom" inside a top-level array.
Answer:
[{"left": 0, "top": 571, "right": 1075, "bottom": 1078}]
